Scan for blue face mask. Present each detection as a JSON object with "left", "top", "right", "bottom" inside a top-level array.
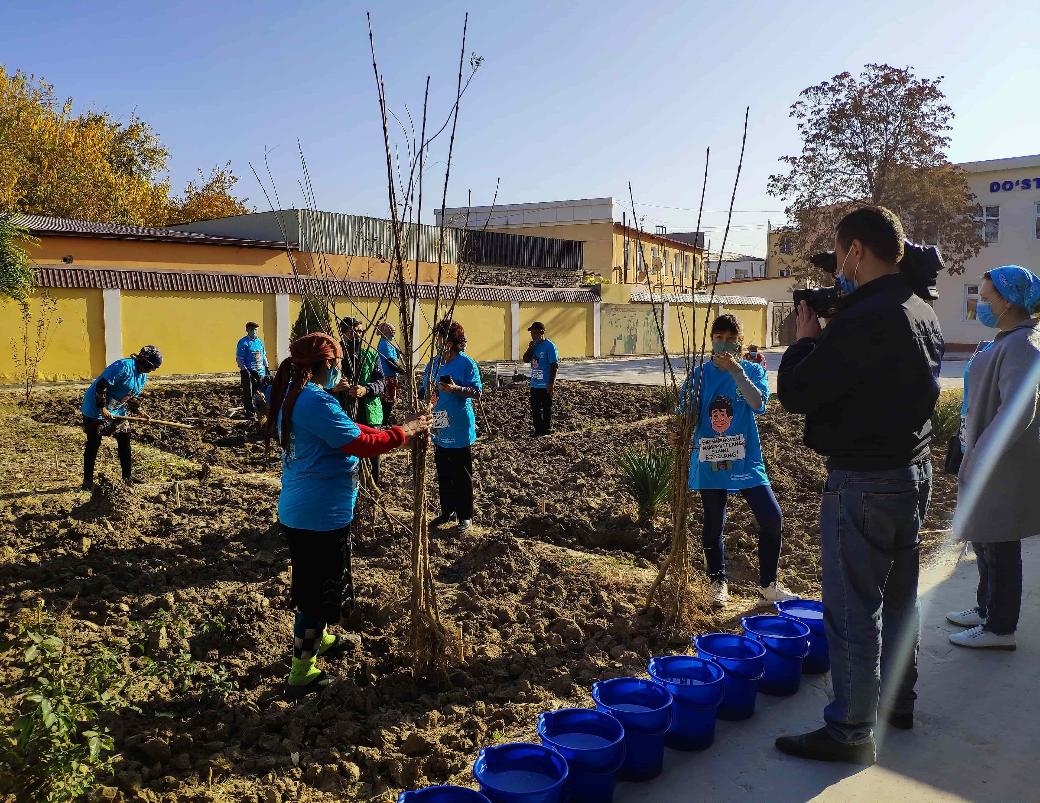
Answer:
[
  {"left": 836, "top": 250, "right": 860, "bottom": 295},
  {"left": 323, "top": 364, "right": 341, "bottom": 390},
  {"left": 975, "top": 301, "right": 1001, "bottom": 328},
  {"left": 711, "top": 340, "right": 741, "bottom": 355}
]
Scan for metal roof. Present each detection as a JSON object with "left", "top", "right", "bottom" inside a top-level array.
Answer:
[
  {"left": 630, "top": 289, "right": 767, "bottom": 306},
  {"left": 34, "top": 266, "right": 598, "bottom": 304},
  {"left": 13, "top": 214, "right": 292, "bottom": 249}
]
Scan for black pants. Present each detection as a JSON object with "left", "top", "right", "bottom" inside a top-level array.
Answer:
[
  {"left": 283, "top": 523, "right": 354, "bottom": 624},
  {"left": 700, "top": 485, "right": 783, "bottom": 587},
  {"left": 530, "top": 388, "right": 553, "bottom": 435},
  {"left": 240, "top": 369, "right": 261, "bottom": 415},
  {"left": 380, "top": 398, "right": 395, "bottom": 426},
  {"left": 83, "top": 419, "right": 132, "bottom": 486},
  {"left": 434, "top": 445, "right": 474, "bottom": 520},
  {"left": 974, "top": 540, "right": 1022, "bottom": 634}
]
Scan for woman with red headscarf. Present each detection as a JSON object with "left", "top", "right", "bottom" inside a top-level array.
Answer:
[{"left": 265, "top": 332, "right": 430, "bottom": 697}]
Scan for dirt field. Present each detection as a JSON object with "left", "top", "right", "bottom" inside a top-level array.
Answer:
[{"left": 0, "top": 376, "right": 959, "bottom": 802}]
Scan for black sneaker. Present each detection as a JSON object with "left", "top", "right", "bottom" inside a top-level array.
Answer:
[
  {"left": 775, "top": 727, "right": 876, "bottom": 764},
  {"left": 887, "top": 711, "right": 913, "bottom": 730},
  {"left": 429, "top": 513, "right": 456, "bottom": 528}
]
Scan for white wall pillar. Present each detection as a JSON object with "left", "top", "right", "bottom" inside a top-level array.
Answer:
[
  {"left": 510, "top": 301, "right": 521, "bottom": 361},
  {"left": 102, "top": 288, "right": 122, "bottom": 364},
  {"left": 274, "top": 293, "right": 291, "bottom": 364},
  {"left": 412, "top": 301, "right": 424, "bottom": 367},
  {"left": 593, "top": 300, "right": 602, "bottom": 358},
  {"left": 766, "top": 302, "right": 775, "bottom": 348},
  {"left": 662, "top": 302, "right": 671, "bottom": 350}
]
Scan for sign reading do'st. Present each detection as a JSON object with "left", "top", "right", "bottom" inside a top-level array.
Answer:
[{"left": 990, "top": 178, "right": 1040, "bottom": 192}]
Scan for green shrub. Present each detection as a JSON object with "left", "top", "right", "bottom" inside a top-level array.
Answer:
[
  {"left": 652, "top": 384, "right": 679, "bottom": 413},
  {"left": 618, "top": 444, "right": 675, "bottom": 524},
  {"left": 932, "top": 389, "right": 963, "bottom": 440}
]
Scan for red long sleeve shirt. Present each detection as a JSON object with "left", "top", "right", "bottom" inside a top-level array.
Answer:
[{"left": 340, "top": 424, "right": 406, "bottom": 458}]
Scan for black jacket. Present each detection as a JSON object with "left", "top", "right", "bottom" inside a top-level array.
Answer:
[{"left": 777, "top": 273, "right": 944, "bottom": 471}]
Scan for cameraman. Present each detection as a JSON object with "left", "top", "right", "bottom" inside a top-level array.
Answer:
[{"left": 774, "top": 206, "right": 943, "bottom": 764}]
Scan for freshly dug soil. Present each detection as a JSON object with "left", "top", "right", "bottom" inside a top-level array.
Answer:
[{"left": 1, "top": 378, "right": 958, "bottom": 802}]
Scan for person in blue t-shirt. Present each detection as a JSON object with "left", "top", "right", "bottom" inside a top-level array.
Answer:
[
  {"left": 264, "top": 332, "right": 429, "bottom": 698},
  {"left": 522, "top": 321, "right": 559, "bottom": 435},
  {"left": 375, "top": 320, "right": 404, "bottom": 424},
  {"left": 80, "top": 345, "right": 163, "bottom": 490},
  {"left": 421, "top": 319, "right": 483, "bottom": 532},
  {"left": 678, "top": 314, "right": 795, "bottom": 607},
  {"left": 236, "top": 322, "right": 270, "bottom": 420}
]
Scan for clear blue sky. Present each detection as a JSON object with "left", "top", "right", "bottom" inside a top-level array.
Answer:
[{"left": 6, "top": 0, "right": 1039, "bottom": 256}]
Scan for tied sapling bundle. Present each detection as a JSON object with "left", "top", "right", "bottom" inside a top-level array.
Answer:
[{"left": 640, "top": 108, "right": 750, "bottom": 634}]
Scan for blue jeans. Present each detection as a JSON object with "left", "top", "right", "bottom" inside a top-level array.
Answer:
[
  {"left": 821, "top": 460, "right": 932, "bottom": 744},
  {"left": 700, "top": 484, "right": 784, "bottom": 587},
  {"left": 974, "top": 540, "right": 1022, "bottom": 635}
]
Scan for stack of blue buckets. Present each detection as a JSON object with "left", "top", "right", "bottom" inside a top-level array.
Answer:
[{"left": 398, "top": 598, "right": 827, "bottom": 803}]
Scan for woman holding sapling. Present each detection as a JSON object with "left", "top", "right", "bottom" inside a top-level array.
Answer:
[
  {"left": 421, "top": 319, "right": 483, "bottom": 533},
  {"left": 264, "top": 333, "right": 430, "bottom": 698},
  {"left": 677, "top": 314, "right": 794, "bottom": 607}
]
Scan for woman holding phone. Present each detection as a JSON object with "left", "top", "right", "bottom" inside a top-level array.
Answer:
[{"left": 421, "top": 319, "right": 483, "bottom": 532}]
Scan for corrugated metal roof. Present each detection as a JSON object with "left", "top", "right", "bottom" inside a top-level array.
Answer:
[
  {"left": 34, "top": 266, "right": 598, "bottom": 304},
  {"left": 13, "top": 214, "right": 292, "bottom": 249},
  {"left": 630, "top": 289, "right": 767, "bottom": 306}
]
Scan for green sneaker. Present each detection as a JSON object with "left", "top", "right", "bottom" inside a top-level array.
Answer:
[
  {"left": 317, "top": 629, "right": 360, "bottom": 659},
  {"left": 284, "top": 657, "right": 327, "bottom": 699}
]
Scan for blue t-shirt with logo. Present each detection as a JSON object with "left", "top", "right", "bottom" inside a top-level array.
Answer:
[
  {"left": 377, "top": 337, "right": 402, "bottom": 377},
  {"left": 529, "top": 339, "right": 559, "bottom": 389},
  {"left": 421, "top": 353, "right": 482, "bottom": 448},
  {"left": 81, "top": 358, "right": 147, "bottom": 420},
  {"left": 678, "top": 359, "right": 770, "bottom": 491},
  {"left": 277, "top": 383, "right": 362, "bottom": 531},
  {"left": 236, "top": 335, "right": 268, "bottom": 374}
]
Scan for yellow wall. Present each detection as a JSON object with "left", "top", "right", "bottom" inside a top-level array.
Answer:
[
  {"left": 723, "top": 304, "right": 767, "bottom": 348},
  {"left": 121, "top": 291, "right": 276, "bottom": 376},
  {"left": 519, "top": 303, "right": 591, "bottom": 358},
  {"left": 0, "top": 289, "right": 105, "bottom": 382},
  {"left": 667, "top": 303, "right": 715, "bottom": 356},
  {"left": 766, "top": 229, "right": 802, "bottom": 278},
  {"left": 611, "top": 226, "right": 705, "bottom": 287}
]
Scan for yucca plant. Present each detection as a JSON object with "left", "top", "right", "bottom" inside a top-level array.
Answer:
[
  {"left": 652, "top": 384, "right": 679, "bottom": 414},
  {"left": 932, "top": 389, "right": 963, "bottom": 440},
  {"left": 618, "top": 444, "right": 675, "bottom": 525}
]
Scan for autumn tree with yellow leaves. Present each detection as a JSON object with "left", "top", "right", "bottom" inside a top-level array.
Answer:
[{"left": 0, "top": 67, "right": 250, "bottom": 226}]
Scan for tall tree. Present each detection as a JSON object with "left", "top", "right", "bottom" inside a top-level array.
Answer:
[
  {"left": 767, "top": 64, "right": 983, "bottom": 275},
  {"left": 0, "top": 67, "right": 250, "bottom": 226},
  {"left": 167, "top": 163, "right": 251, "bottom": 224},
  {"left": 0, "top": 213, "right": 36, "bottom": 301}
]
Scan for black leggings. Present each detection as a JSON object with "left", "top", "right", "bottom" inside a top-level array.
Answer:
[
  {"left": 700, "top": 485, "right": 783, "bottom": 587},
  {"left": 283, "top": 523, "right": 354, "bottom": 624},
  {"left": 434, "top": 445, "right": 474, "bottom": 520},
  {"left": 83, "top": 420, "right": 132, "bottom": 485}
]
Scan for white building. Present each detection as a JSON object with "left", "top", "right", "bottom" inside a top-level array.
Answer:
[
  {"left": 715, "top": 255, "right": 766, "bottom": 282},
  {"left": 937, "top": 153, "right": 1040, "bottom": 348}
]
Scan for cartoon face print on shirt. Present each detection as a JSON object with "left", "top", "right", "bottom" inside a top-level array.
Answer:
[{"left": 709, "top": 396, "right": 734, "bottom": 434}]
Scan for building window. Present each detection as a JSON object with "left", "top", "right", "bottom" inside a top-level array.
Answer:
[
  {"left": 735, "top": 268, "right": 749, "bottom": 279},
  {"left": 780, "top": 237, "right": 793, "bottom": 255},
  {"left": 964, "top": 283, "right": 980, "bottom": 321},
  {"left": 683, "top": 253, "right": 690, "bottom": 277},
  {"left": 623, "top": 240, "right": 630, "bottom": 269},
  {"left": 1035, "top": 202, "right": 1040, "bottom": 239},
  {"left": 779, "top": 269, "right": 792, "bottom": 278},
  {"left": 980, "top": 205, "right": 999, "bottom": 243}
]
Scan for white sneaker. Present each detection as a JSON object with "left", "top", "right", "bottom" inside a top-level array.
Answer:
[
  {"left": 949, "top": 625, "right": 1016, "bottom": 650},
  {"left": 758, "top": 582, "right": 797, "bottom": 606},
  {"left": 946, "top": 607, "right": 985, "bottom": 627},
  {"left": 710, "top": 581, "right": 729, "bottom": 606}
]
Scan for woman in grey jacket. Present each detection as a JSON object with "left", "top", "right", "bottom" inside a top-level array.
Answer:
[{"left": 948, "top": 265, "right": 1040, "bottom": 650}]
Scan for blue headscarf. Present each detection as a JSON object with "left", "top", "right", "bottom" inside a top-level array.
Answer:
[{"left": 986, "top": 265, "right": 1040, "bottom": 314}]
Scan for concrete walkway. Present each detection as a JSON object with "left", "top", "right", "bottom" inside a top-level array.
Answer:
[
  {"left": 615, "top": 537, "right": 1038, "bottom": 802},
  {"left": 559, "top": 351, "right": 966, "bottom": 391}
]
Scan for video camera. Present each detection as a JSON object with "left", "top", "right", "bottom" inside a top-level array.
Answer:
[{"left": 792, "top": 242, "right": 944, "bottom": 318}]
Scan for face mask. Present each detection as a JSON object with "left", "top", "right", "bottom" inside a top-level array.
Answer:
[
  {"left": 323, "top": 364, "right": 341, "bottom": 390},
  {"left": 975, "top": 301, "right": 1005, "bottom": 329},
  {"left": 836, "top": 250, "right": 860, "bottom": 295},
  {"left": 711, "top": 340, "right": 741, "bottom": 355}
]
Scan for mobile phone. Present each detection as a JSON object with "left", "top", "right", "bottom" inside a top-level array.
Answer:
[{"left": 439, "top": 374, "right": 453, "bottom": 385}]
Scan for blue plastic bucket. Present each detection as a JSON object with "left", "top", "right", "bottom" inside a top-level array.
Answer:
[
  {"left": 694, "top": 633, "right": 766, "bottom": 721},
  {"left": 399, "top": 787, "right": 492, "bottom": 803},
  {"left": 647, "top": 656, "right": 725, "bottom": 751},
  {"left": 741, "top": 615, "right": 811, "bottom": 696},
  {"left": 775, "top": 599, "right": 829, "bottom": 674},
  {"left": 473, "top": 743, "right": 569, "bottom": 803},
  {"left": 591, "top": 677, "right": 672, "bottom": 781},
  {"left": 538, "top": 708, "right": 625, "bottom": 802}
]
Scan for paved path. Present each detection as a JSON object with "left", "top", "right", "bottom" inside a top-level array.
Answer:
[
  {"left": 559, "top": 351, "right": 966, "bottom": 392},
  {"left": 614, "top": 537, "right": 1038, "bottom": 802}
]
